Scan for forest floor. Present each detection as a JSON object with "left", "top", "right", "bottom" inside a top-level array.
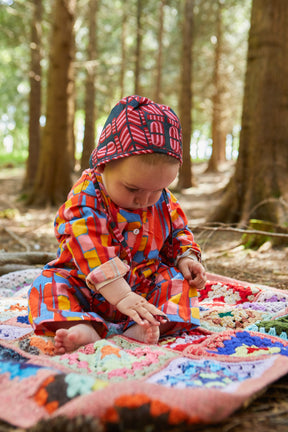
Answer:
[{"left": 0, "top": 162, "right": 288, "bottom": 432}]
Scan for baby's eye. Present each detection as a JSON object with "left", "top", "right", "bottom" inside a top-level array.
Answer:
[{"left": 126, "top": 186, "right": 139, "bottom": 193}]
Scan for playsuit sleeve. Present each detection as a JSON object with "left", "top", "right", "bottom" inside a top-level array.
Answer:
[
  {"left": 54, "top": 171, "right": 129, "bottom": 287},
  {"left": 161, "top": 189, "right": 201, "bottom": 263}
]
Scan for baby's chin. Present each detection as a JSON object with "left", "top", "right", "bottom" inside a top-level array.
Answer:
[{"left": 123, "top": 205, "right": 148, "bottom": 211}]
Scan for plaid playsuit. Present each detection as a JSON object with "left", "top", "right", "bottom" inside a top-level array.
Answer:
[{"left": 28, "top": 170, "right": 201, "bottom": 337}]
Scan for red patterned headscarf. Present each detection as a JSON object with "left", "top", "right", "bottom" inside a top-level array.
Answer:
[{"left": 90, "top": 95, "right": 182, "bottom": 170}]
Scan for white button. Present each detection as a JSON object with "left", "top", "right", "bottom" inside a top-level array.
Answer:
[
  {"left": 133, "top": 228, "right": 140, "bottom": 235},
  {"left": 123, "top": 259, "right": 128, "bottom": 265}
]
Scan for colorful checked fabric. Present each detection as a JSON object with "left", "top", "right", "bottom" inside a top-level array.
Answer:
[{"left": 28, "top": 170, "right": 201, "bottom": 335}]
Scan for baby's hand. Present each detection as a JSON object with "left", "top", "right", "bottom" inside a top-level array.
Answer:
[
  {"left": 116, "top": 292, "right": 168, "bottom": 326},
  {"left": 177, "top": 257, "right": 206, "bottom": 290}
]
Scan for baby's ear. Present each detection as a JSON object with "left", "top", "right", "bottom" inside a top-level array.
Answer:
[{"left": 97, "top": 164, "right": 105, "bottom": 173}]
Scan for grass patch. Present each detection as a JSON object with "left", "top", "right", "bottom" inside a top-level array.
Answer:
[{"left": 0, "top": 151, "right": 27, "bottom": 168}]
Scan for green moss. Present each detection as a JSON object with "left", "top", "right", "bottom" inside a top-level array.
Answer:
[{"left": 242, "top": 219, "right": 288, "bottom": 248}]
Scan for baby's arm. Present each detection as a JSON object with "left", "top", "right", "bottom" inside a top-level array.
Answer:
[{"left": 177, "top": 255, "right": 206, "bottom": 290}]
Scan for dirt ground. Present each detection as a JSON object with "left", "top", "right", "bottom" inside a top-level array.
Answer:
[{"left": 0, "top": 162, "right": 288, "bottom": 432}]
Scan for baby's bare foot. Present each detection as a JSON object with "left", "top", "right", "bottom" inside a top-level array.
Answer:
[
  {"left": 54, "top": 323, "right": 101, "bottom": 354},
  {"left": 124, "top": 321, "right": 160, "bottom": 344}
]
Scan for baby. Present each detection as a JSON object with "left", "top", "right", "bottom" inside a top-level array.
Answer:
[{"left": 28, "top": 95, "right": 206, "bottom": 354}]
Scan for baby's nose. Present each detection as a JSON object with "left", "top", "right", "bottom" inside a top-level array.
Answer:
[{"left": 136, "top": 192, "right": 150, "bottom": 207}]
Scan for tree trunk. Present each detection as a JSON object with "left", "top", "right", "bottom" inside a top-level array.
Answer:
[
  {"left": 120, "top": 0, "right": 128, "bottom": 98},
  {"left": 29, "top": 0, "right": 76, "bottom": 206},
  {"left": 23, "top": 0, "right": 42, "bottom": 192},
  {"left": 206, "top": 0, "right": 225, "bottom": 173},
  {"left": 134, "top": 0, "right": 143, "bottom": 95},
  {"left": 208, "top": 0, "right": 288, "bottom": 226},
  {"left": 178, "top": 0, "right": 194, "bottom": 189},
  {"left": 81, "top": 0, "right": 98, "bottom": 171},
  {"left": 154, "top": 0, "right": 165, "bottom": 103}
]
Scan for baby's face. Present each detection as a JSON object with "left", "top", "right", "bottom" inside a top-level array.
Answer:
[{"left": 100, "top": 155, "right": 179, "bottom": 210}]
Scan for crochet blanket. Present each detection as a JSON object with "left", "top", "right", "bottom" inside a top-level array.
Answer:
[{"left": 1, "top": 269, "right": 288, "bottom": 429}]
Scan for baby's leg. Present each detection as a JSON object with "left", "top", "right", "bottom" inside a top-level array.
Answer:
[
  {"left": 54, "top": 322, "right": 101, "bottom": 354},
  {"left": 28, "top": 270, "right": 108, "bottom": 354},
  {"left": 123, "top": 322, "right": 160, "bottom": 344}
]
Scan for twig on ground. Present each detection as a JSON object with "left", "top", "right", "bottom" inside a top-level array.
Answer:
[
  {"left": 189, "top": 223, "right": 288, "bottom": 239},
  {"left": 203, "top": 242, "right": 244, "bottom": 256},
  {"left": 21, "top": 219, "right": 53, "bottom": 235},
  {"left": 0, "top": 251, "right": 55, "bottom": 266},
  {"left": 2, "top": 227, "right": 31, "bottom": 251}
]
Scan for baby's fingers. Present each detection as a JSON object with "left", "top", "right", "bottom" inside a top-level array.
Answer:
[
  {"left": 154, "top": 314, "right": 169, "bottom": 324},
  {"left": 140, "top": 307, "right": 161, "bottom": 325},
  {"left": 144, "top": 303, "right": 168, "bottom": 323},
  {"left": 127, "top": 309, "right": 146, "bottom": 326},
  {"left": 190, "top": 272, "right": 207, "bottom": 290},
  {"left": 127, "top": 305, "right": 160, "bottom": 326}
]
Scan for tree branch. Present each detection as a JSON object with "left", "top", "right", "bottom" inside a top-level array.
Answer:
[
  {"left": 189, "top": 223, "right": 288, "bottom": 239},
  {"left": 0, "top": 252, "right": 55, "bottom": 266},
  {"left": 3, "top": 227, "right": 31, "bottom": 251}
]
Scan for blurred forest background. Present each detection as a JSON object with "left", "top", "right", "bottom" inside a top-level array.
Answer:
[
  {"left": 1, "top": 0, "right": 288, "bottom": 228},
  {"left": 1, "top": 3, "right": 288, "bottom": 431}
]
